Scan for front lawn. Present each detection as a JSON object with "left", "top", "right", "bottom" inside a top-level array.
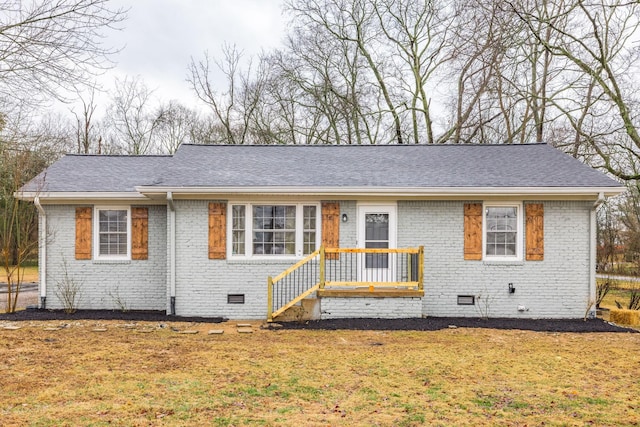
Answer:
[
  {"left": 0, "top": 265, "right": 38, "bottom": 283},
  {"left": 598, "top": 277, "right": 640, "bottom": 311},
  {"left": 0, "top": 320, "right": 638, "bottom": 426}
]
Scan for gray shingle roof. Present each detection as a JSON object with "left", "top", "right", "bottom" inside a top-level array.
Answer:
[
  {"left": 21, "top": 143, "right": 621, "bottom": 195},
  {"left": 21, "top": 155, "right": 172, "bottom": 193}
]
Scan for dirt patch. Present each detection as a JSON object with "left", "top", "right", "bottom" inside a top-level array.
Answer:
[{"left": 274, "top": 317, "right": 638, "bottom": 333}]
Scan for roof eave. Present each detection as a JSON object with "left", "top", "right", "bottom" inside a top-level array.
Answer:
[
  {"left": 135, "top": 185, "right": 626, "bottom": 198},
  {"left": 15, "top": 191, "right": 151, "bottom": 202},
  {"left": 16, "top": 185, "right": 626, "bottom": 203}
]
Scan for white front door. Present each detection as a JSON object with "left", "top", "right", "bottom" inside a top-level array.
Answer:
[{"left": 357, "top": 204, "right": 397, "bottom": 282}]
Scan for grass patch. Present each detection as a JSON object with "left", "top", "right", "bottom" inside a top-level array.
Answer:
[
  {"left": 598, "top": 278, "right": 640, "bottom": 310},
  {"left": 0, "top": 265, "right": 38, "bottom": 283},
  {"left": 0, "top": 320, "right": 638, "bottom": 425}
]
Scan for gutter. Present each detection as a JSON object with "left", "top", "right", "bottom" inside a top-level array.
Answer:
[
  {"left": 33, "top": 196, "right": 46, "bottom": 309},
  {"left": 167, "top": 191, "right": 176, "bottom": 315},
  {"left": 589, "top": 192, "right": 606, "bottom": 317},
  {"left": 135, "top": 185, "right": 626, "bottom": 198}
]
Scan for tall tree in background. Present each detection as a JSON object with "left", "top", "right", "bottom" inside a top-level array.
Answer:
[
  {"left": 0, "top": 0, "right": 125, "bottom": 312},
  {"left": 72, "top": 87, "right": 102, "bottom": 154},
  {"left": 509, "top": 0, "right": 640, "bottom": 177},
  {"left": 155, "top": 101, "right": 199, "bottom": 154},
  {"left": 188, "top": 44, "right": 266, "bottom": 145},
  {"left": 0, "top": 0, "right": 126, "bottom": 106},
  {"left": 106, "top": 76, "right": 166, "bottom": 155}
]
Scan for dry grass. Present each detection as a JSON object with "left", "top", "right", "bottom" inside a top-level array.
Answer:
[
  {"left": 0, "top": 320, "right": 638, "bottom": 426},
  {"left": 1, "top": 265, "right": 38, "bottom": 283},
  {"left": 610, "top": 309, "right": 640, "bottom": 326}
]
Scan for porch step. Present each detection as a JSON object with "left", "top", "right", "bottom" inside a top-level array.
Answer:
[{"left": 273, "top": 298, "right": 321, "bottom": 322}]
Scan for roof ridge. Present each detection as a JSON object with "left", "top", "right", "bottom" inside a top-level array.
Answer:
[
  {"left": 64, "top": 154, "right": 174, "bottom": 158},
  {"left": 179, "top": 142, "right": 549, "bottom": 148}
]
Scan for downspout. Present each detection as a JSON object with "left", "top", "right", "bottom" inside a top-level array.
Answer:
[
  {"left": 167, "top": 191, "right": 176, "bottom": 315},
  {"left": 34, "top": 196, "right": 46, "bottom": 309},
  {"left": 590, "top": 192, "right": 606, "bottom": 317}
]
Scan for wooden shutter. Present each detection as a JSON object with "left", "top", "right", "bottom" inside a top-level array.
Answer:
[
  {"left": 131, "top": 207, "right": 149, "bottom": 260},
  {"left": 526, "top": 203, "right": 544, "bottom": 261},
  {"left": 75, "top": 207, "right": 92, "bottom": 260},
  {"left": 464, "top": 203, "right": 483, "bottom": 260},
  {"left": 208, "top": 202, "right": 227, "bottom": 260},
  {"left": 322, "top": 202, "right": 340, "bottom": 260}
]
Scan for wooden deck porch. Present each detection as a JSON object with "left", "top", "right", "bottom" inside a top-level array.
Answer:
[{"left": 267, "top": 246, "right": 424, "bottom": 321}]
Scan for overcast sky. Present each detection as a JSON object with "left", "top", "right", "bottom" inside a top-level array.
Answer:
[{"left": 91, "top": 0, "right": 287, "bottom": 108}]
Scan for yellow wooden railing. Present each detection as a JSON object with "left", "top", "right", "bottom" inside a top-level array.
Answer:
[
  {"left": 267, "top": 249, "right": 321, "bottom": 322},
  {"left": 267, "top": 246, "right": 424, "bottom": 321}
]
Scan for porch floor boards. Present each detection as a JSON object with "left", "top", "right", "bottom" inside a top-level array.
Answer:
[{"left": 317, "top": 288, "right": 424, "bottom": 298}]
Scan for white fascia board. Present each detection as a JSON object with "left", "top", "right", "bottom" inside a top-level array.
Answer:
[
  {"left": 15, "top": 191, "right": 150, "bottom": 202},
  {"left": 136, "top": 185, "right": 626, "bottom": 198}
]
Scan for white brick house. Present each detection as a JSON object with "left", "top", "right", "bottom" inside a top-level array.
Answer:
[{"left": 18, "top": 144, "right": 623, "bottom": 320}]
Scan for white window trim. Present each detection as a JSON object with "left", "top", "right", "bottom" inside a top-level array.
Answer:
[
  {"left": 93, "top": 206, "right": 131, "bottom": 261},
  {"left": 227, "top": 202, "right": 321, "bottom": 260},
  {"left": 482, "top": 201, "right": 523, "bottom": 262}
]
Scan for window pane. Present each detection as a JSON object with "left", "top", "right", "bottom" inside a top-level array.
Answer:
[
  {"left": 365, "top": 214, "right": 389, "bottom": 240},
  {"left": 98, "top": 209, "right": 127, "bottom": 256},
  {"left": 232, "top": 205, "right": 245, "bottom": 229},
  {"left": 232, "top": 231, "right": 245, "bottom": 255},
  {"left": 232, "top": 205, "right": 246, "bottom": 255},
  {"left": 303, "top": 206, "right": 317, "bottom": 254},
  {"left": 365, "top": 241, "right": 389, "bottom": 268},
  {"left": 252, "top": 205, "right": 296, "bottom": 255},
  {"left": 304, "top": 231, "right": 316, "bottom": 255},
  {"left": 303, "top": 206, "right": 316, "bottom": 230},
  {"left": 485, "top": 206, "right": 518, "bottom": 257}
]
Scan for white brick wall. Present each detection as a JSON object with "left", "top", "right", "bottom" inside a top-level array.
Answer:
[
  {"left": 321, "top": 297, "right": 422, "bottom": 319},
  {"left": 42, "top": 205, "right": 167, "bottom": 311},
  {"left": 173, "top": 200, "right": 294, "bottom": 319},
  {"left": 398, "top": 200, "right": 593, "bottom": 318},
  {"left": 338, "top": 200, "right": 357, "bottom": 247},
  {"left": 41, "top": 199, "right": 595, "bottom": 320}
]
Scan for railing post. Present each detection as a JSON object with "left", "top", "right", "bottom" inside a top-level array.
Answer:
[
  {"left": 407, "top": 250, "right": 412, "bottom": 284},
  {"left": 267, "top": 276, "right": 274, "bottom": 322},
  {"left": 319, "top": 246, "right": 326, "bottom": 289},
  {"left": 418, "top": 246, "right": 424, "bottom": 291}
]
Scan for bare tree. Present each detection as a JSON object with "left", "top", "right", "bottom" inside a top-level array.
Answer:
[
  {"left": 286, "top": 0, "right": 407, "bottom": 144},
  {"left": 106, "top": 76, "right": 165, "bottom": 154},
  {"left": 188, "top": 44, "right": 266, "bottom": 145},
  {"left": 72, "top": 87, "right": 103, "bottom": 154},
  {"left": 0, "top": 0, "right": 126, "bottom": 106},
  {"left": 0, "top": 149, "right": 42, "bottom": 312},
  {"left": 0, "top": 112, "right": 60, "bottom": 312},
  {"left": 510, "top": 0, "right": 640, "bottom": 177},
  {"left": 155, "top": 101, "right": 199, "bottom": 154}
]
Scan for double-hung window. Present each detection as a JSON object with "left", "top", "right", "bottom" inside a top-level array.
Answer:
[
  {"left": 484, "top": 203, "right": 522, "bottom": 260},
  {"left": 230, "top": 203, "right": 320, "bottom": 257},
  {"left": 94, "top": 206, "right": 131, "bottom": 259}
]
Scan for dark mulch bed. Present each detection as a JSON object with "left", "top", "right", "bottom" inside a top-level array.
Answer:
[
  {"left": 0, "top": 310, "right": 637, "bottom": 333},
  {"left": 274, "top": 317, "right": 639, "bottom": 333},
  {"left": 0, "top": 309, "right": 225, "bottom": 324}
]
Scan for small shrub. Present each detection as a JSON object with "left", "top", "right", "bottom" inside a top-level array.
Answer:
[
  {"left": 107, "top": 284, "right": 129, "bottom": 312},
  {"left": 596, "top": 281, "right": 611, "bottom": 308},
  {"left": 615, "top": 285, "right": 640, "bottom": 310},
  {"left": 475, "top": 289, "right": 495, "bottom": 320},
  {"left": 53, "top": 258, "right": 83, "bottom": 314},
  {"left": 629, "top": 287, "right": 640, "bottom": 310}
]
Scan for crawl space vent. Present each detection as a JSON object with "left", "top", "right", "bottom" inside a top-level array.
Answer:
[
  {"left": 457, "top": 295, "right": 475, "bottom": 305},
  {"left": 227, "top": 294, "right": 245, "bottom": 304}
]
